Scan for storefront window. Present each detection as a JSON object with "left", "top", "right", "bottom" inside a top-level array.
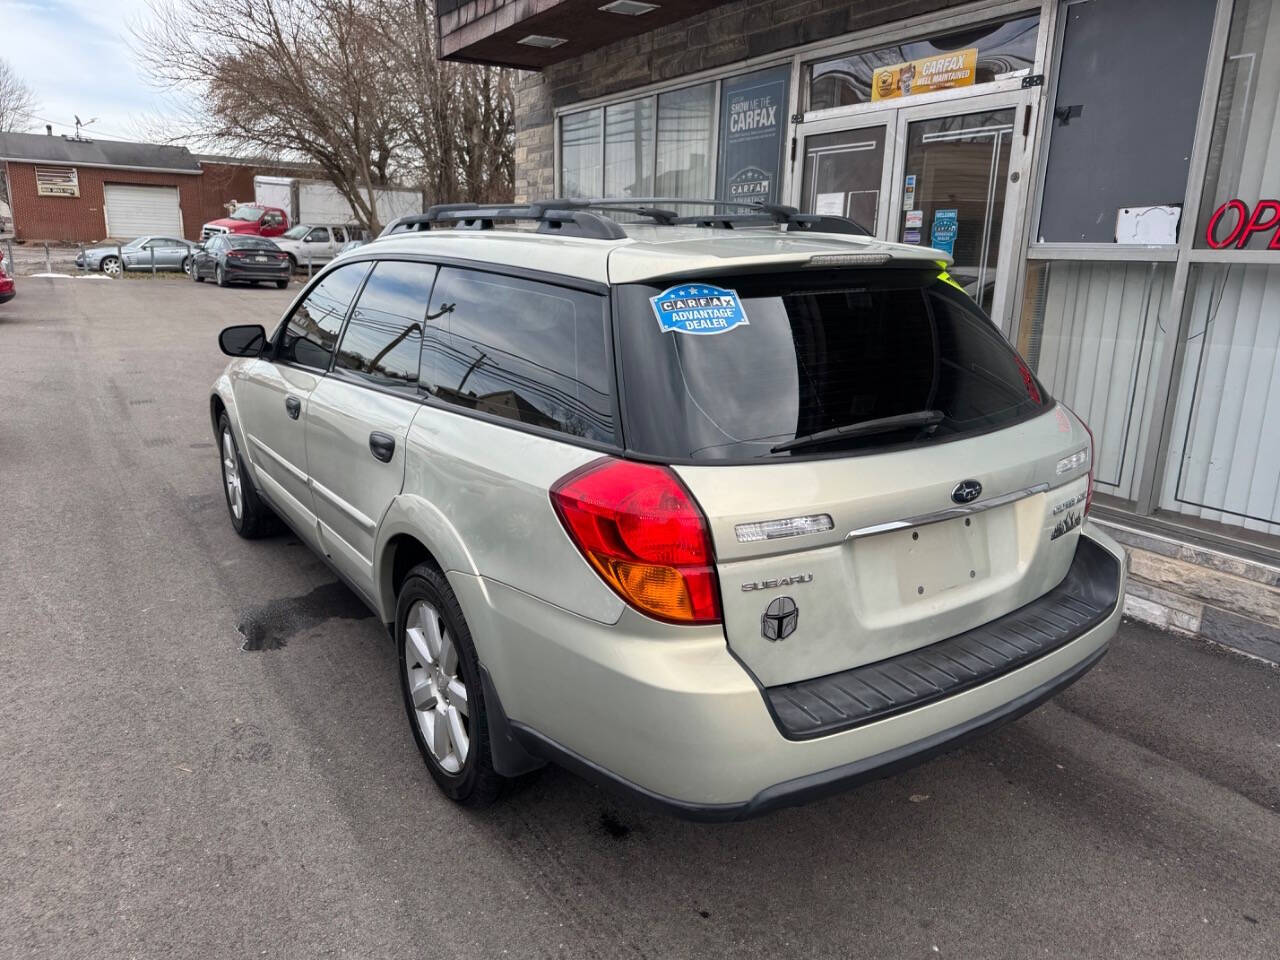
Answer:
[
  {"left": 808, "top": 13, "right": 1038, "bottom": 111},
  {"left": 1037, "top": 0, "right": 1216, "bottom": 244},
  {"left": 561, "top": 108, "right": 602, "bottom": 198},
  {"left": 655, "top": 82, "right": 715, "bottom": 199},
  {"left": 605, "top": 98, "right": 655, "bottom": 198},
  {"left": 1196, "top": 0, "right": 1280, "bottom": 250},
  {"left": 1019, "top": 259, "right": 1172, "bottom": 502},
  {"left": 1160, "top": 264, "right": 1280, "bottom": 535}
]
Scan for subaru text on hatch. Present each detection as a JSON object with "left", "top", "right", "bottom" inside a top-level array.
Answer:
[{"left": 209, "top": 199, "right": 1126, "bottom": 819}]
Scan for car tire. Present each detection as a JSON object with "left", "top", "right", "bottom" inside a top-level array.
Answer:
[
  {"left": 192, "top": 261, "right": 204, "bottom": 282},
  {"left": 275, "top": 280, "right": 288, "bottom": 289},
  {"left": 287, "top": 254, "right": 298, "bottom": 273},
  {"left": 397, "top": 564, "right": 506, "bottom": 808},
  {"left": 181, "top": 257, "right": 193, "bottom": 275},
  {"left": 217, "top": 413, "right": 276, "bottom": 539},
  {"left": 216, "top": 265, "right": 229, "bottom": 287},
  {"left": 101, "top": 256, "right": 121, "bottom": 278}
]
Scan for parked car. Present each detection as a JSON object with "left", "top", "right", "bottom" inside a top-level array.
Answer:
[
  {"left": 272, "top": 223, "right": 361, "bottom": 271},
  {"left": 210, "top": 200, "right": 1125, "bottom": 820},
  {"left": 0, "top": 248, "right": 14, "bottom": 304},
  {"left": 76, "top": 236, "right": 199, "bottom": 276},
  {"left": 192, "top": 234, "right": 290, "bottom": 288},
  {"left": 200, "top": 204, "right": 289, "bottom": 242}
]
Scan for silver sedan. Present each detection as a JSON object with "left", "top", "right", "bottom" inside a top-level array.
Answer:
[{"left": 75, "top": 236, "right": 199, "bottom": 276}]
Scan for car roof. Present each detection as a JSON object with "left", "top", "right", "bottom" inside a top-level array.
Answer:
[{"left": 366, "top": 225, "right": 947, "bottom": 286}]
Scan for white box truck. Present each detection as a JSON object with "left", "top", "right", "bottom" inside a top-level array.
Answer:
[{"left": 253, "top": 176, "right": 421, "bottom": 228}]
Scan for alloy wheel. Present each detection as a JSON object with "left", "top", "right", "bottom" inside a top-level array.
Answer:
[
  {"left": 102, "top": 257, "right": 121, "bottom": 277},
  {"left": 221, "top": 428, "right": 243, "bottom": 521},
  {"left": 404, "top": 600, "right": 470, "bottom": 774}
]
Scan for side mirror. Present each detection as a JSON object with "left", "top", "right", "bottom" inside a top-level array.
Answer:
[{"left": 219, "top": 324, "right": 267, "bottom": 358}]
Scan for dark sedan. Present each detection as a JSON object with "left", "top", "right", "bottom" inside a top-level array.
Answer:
[{"left": 192, "top": 235, "right": 291, "bottom": 288}]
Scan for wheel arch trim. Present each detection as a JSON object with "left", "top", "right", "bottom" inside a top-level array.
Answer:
[{"left": 374, "top": 494, "right": 483, "bottom": 625}]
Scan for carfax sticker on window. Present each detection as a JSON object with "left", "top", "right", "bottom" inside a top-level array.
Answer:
[{"left": 650, "top": 284, "right": 749, "bottom": 335}]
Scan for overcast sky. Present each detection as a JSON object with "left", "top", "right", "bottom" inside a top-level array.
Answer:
[{"left": 2, "top": 0, "right": 187, "bottom": 142}]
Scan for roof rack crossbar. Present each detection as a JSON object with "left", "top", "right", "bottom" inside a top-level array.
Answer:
[{"left": 380, "top": 201, "right": 627, "bottom": 240}]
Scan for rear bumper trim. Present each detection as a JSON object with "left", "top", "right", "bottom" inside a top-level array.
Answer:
[{"left": 765, "top": 536, "right": 1122, "bottom": 740}]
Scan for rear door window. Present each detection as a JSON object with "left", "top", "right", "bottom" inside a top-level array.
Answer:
[
  {"left": 616, "top": 268, "right": 1048, "bottom": 461},
  {"left": 334, "top": 260, "right": 435, "bottom": 390},
  {"left": 277, "top": 262, "right": 371, "bottom": 369},
  {"left": 422, "top": 268, "right": 615, "bottom": 444}
]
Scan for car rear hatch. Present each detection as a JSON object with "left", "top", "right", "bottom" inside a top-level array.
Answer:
[{"left": 613, "top": 264, "right": 1094, "bottom": 688}]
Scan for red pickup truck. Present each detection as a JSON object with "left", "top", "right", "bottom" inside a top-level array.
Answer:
[{"left": 201, "top": 204, "right": 289, "bottom": 242}]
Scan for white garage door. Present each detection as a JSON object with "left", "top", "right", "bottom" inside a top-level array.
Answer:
[{"left": 103, "top": 184, "right": 183, "bottom": 239}]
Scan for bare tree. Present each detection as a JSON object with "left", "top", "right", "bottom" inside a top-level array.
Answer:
[
  {"left": 386, "top": 0, "right": 514, "bottom": 205},
  {"left": 133, "top": 0, "right": 514, "bottom": 232},
  {"left": 0, "top": 58, "right": 38, "bottom": 208}
]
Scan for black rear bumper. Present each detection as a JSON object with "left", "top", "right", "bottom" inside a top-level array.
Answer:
[{"left": 766, "top": 536, "right": 1122, "bottom": 739}]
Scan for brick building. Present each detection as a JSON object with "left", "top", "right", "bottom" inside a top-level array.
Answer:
[
  {"left": 0, "top": 130, "right": 292, "bottom": 243},
  {"left": 439, "top": 0, "right": 1280, "bottom": 662}
]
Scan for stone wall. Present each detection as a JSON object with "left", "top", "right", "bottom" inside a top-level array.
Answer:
[{"left": 513, "top": 0, "right": 967, "bottom": 201}]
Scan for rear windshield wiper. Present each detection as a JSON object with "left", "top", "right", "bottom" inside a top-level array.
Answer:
[{"left": 770, "top": 409, "right": 945, "bottom": 454}]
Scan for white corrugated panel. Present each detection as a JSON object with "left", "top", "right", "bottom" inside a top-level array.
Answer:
[
  {"left": 1161, "top": 264, "right": 1280, "bottom": 535},
  {"left": 1023, "top": 260, "right": 1172, "bottom": 501},
  {"left": 103, "top": 184, "right": 182, "bottom": 239}
]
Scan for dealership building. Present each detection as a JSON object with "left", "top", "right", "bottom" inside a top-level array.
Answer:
[{"left": 439, "top": 0, "right": 1280, "bottom": 661}]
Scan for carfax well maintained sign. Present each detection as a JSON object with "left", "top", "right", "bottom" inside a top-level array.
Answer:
[
  {"left": 872, "top": 48, "right": 979, "bottom": 101},
  {"left": 650, "top": 284, "right": 750, "bottom": 335},
  {"left": 717, "top": 65, "right": 790, "bottom": 205}
]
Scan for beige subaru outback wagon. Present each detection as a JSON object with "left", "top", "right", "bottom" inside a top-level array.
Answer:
[{"left": 210, "top": 199, "right": 1125, "bottom": 820}]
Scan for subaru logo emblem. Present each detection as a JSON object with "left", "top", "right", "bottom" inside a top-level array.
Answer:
[
  {"left": 951, "top": 479, "right": 983, "bottom": 504},
  {"left": 762, "top": 596, "right": 799, "bottom": 642}
]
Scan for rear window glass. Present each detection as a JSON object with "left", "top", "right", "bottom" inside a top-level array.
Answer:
[
  {"left": 229, "top": 236, "right": 278, "bottom": 250},
  {"left": 616, "top": 269, "right": 1048, "bottom": 461}
]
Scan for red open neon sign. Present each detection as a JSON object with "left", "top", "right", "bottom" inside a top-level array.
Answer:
[{"left": 1204, "top": 199, "right": 1280, "bottom": 249}]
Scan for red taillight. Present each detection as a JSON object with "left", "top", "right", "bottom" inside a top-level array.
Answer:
[
  {"left": 1016, "top": 353, "right": 1042, "bottom": 405},
  {"left": 551, "top": 458, "right": 722, "bottom": 625}
]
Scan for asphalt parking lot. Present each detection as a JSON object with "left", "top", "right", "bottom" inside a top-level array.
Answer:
[{"left": 2, "top": 277, "right": 1278, "bottom": 960}]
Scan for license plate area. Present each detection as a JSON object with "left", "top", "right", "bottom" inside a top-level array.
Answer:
[
  {"left": 255, "top": 256, "right": 268, "bottom": 262},
  {"left": 850, "top": 507, "right": 1015, "bottom": 624}
]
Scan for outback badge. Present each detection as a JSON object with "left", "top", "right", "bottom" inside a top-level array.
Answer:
[
  {"left": 761, "top": 597, "right": 799, "bottom": 642},
  {"left": 951, "top": 479, "right": 983, "bottom": 504}
]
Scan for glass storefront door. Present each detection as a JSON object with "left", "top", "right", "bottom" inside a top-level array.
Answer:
[
  {"left": 895, "top": 108, "right": 1015, "bottom": 315},
  {"left": 799, "top": 124, "right": 891, "bottom": 235},
  {"left": 796, "top": 91, "right": 1033, "bottom": 332}
]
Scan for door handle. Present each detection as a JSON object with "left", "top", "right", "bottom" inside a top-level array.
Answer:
[
  {"left": 285, "top": 396, "right": 302, "bottom": 420},
  {"left": 369, "top": 431, "right": 395, "bottom": 463}
]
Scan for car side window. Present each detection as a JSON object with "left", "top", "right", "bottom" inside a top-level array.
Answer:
[
  {"left": 307, "top": 228, "right": 329, "bottom": 242},
  {"left": 333, "top": 261, "right": 434, "bottom": 390},
  {"left": 422, "top": 268, "right": 615, "bottom": 444},
  {"left": 277, "top": 262, "right": 371, "bottom": 369},
  {"left": 333, "top": 227, "right": 346, "bottom": 243}
]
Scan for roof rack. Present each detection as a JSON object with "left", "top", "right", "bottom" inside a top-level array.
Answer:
[
  {"left": 378, "top": 198, "right": 871, "bottom": 240},
  {"left": 380, "top": 202, "right": 628, "bottom": 240}
]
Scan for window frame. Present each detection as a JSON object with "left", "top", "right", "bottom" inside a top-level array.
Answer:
[
  {"left": 329, "top": 259, "right": 439, "bottom": 394},
  {"left": 267, "top": 252, "right": 626, "bottom": 455},
  {"left": 420, "top": 262, "right": 622, "bottom": 448},
  {"left": 271, "top": 259, "right": 374, "bottom": 372}
]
